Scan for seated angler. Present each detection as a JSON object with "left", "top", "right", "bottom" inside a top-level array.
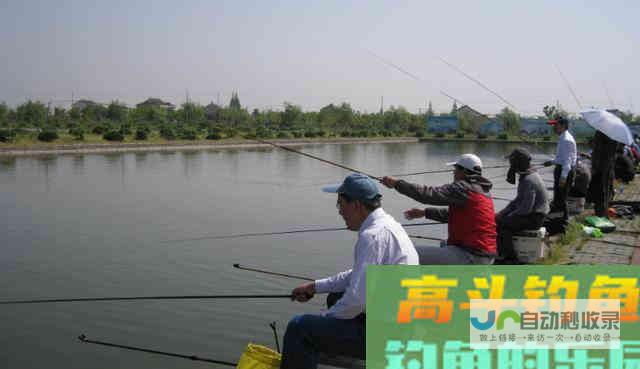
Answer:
[
  {"left": 280, "top": 173, "right": 419, "bottom": 369},
  {"left": 496, "top": 148, "right": 549, "bottom": 264},
  {"left": 381, "top": 154, "right": 497, "bottom": 265}
]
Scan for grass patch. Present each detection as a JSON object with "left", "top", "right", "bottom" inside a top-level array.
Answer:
[{"left": 539, "top": 219, "right": 586, "bottom": 264}]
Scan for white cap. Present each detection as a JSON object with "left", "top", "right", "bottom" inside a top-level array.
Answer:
[{"left": 446, "top": 154, "right": 483, "bottom": 173}]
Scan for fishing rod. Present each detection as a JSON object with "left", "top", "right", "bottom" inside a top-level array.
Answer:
[
  {"left": 78, "top": 334, "right": 237, "bottom": 367},
  {"left": 437, "top": 56, "right": 519, "bottom": 112},
  {"left": 366, "top": 50, "right": 486, "bottom": 118},
  {"left": 554, "top": 64, "right": 583, "bottom": 110},
  {"left": 234, "top": 263, "right": 314, "bottom": 281},
  {"left": 0, "top": 294, "right": 293, "bottom": 305},
  {"left": 165, "top": 221, "right": 442, "bottom": 243},
  {"left": 254, "top": 138, "right": 382, "bottom": 181}
]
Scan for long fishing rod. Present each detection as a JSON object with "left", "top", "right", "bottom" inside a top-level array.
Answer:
[
  {"left": 0, "top": 294, "right": 293, "bottom": 305},
  {"left": 365, "top": 50, "right": 485, "bottom": 117},
  {"left": 437, "top": 56, "right": 519, "bottom": 112},
  {"left": 78, "top": 334, "right": 237, "bottom": 367},
  {"left": 165, "top": 221, "right": 442, "bottom": 243},
  {"left": 554, "top": 64, "right": 583, "bottom": 110},
  {"left": 255, "top": 138, "right": 382, "bottom": 181}
]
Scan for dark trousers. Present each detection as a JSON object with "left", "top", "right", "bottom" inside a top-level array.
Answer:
[
  {"left": 551, "top": 165, "right": 575, "bottom": 219},
  {"left": 497, "top": 213, "right": 546, "bottom": 260},
  {"left": 280, "top": 314, "right": 365, "bottom": 369}
]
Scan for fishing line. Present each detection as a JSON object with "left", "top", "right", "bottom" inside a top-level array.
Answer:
[
  {"left": 165, "top": 222, "right": 442, "bottom": 243},
  {"left": 554, "top": 64, "right": 583, "bottom": 109},
  {"left": 0, "top": 294, "right": 293, "bottom": 305}
]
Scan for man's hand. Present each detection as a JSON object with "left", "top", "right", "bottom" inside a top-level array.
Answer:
[
  {"left": 381, "top": 176, "right": 398, "bottom": 189},
  {"left": 291, "top": 282, "right": 316, "bottom": 302},
  {"left": 559, "top": 178, "right": 567, "bottom": 188},
  {"left": 543, "top": 160, "right": 554, "bottom": 167},
  {"left": 404, "top": 208, "right": 426, "bottom": 220}
]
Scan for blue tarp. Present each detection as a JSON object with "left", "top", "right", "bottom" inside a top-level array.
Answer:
[{"left": 427, "top": 116, "right": 458, "bottom": 133}]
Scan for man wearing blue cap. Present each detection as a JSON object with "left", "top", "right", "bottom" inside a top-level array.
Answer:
[{"left": 280, "top": 173, "right": 419, "bottom": 369}]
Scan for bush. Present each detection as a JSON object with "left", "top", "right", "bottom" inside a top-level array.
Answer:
[
  {"left": 69, "top": 127, "right": 85, "bottom": 140},
  {"left": 477, "top": 132, "right": 488, "bottom": 139},
  {"left": 340, "top": 130, "right": 351, "bottom": 137},
  {"left": 206, "top": 132, "right": 222, "bottom": 140},
  {"left": 292, "top": 130, "right": 304, "bottom": 138},
  {"left": 159, "top": 126, "right": 176, "bottom": 140},
  {"left": 0, "top": 129, "right": 16, "bottom": 142},
  {"left": 455, "top": 131, "right": 465, "bottom": 139},
  {"left": 415, "top": 130, "right": 425, "bottom": 138},
  {"left": 103, "top": 130, "right": 124, "bottom": 141},
  {"left": 37, "top": 130, "right": 59, "bottom": 142},
  {"left": 435, "top": 132, "right": 445, "bottom": 138},
  {"left": 277, "top": 131, "right": 292, "bottom": 139},
  {"left": 543, "top": 135, "right": 551, "bottom": 141},
  {"left": 304, "top": 130, "right": 317, "bottom": 138},
  {"left": 178, "top": 128, "right": 197, "bottom": 140},
  {"left": 135, "top": 128, "right": 149, "bottom": 140},
  {"left": 497, "top": 133, "right": 508, "bottom": 140},
  {"left": 92, "top": 125, "right": 107, "bottom": 135}
]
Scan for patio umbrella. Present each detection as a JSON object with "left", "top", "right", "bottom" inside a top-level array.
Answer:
[{"left": 580, "top": 109, "right": 633, "bottom": 145}]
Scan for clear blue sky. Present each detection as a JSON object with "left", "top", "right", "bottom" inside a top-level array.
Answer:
[{"left": 1, "top": 0, "right": 638, "bottom": 115}]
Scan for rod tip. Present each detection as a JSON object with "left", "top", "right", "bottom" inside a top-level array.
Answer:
[
  {"left": 232, "top": 263, "right": 240, "bottom": 268},
  {"left": 78, "top": 334, "right": 86, "bottom": 341}
]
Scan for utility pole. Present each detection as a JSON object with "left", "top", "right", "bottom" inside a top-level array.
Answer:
[{"left": 379, "top": 96, "right": 384, "bottom": 114}]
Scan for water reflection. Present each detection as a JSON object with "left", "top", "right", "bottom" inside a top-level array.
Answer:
[
  {"left": 37, "top": 155, "right": 57, "bottom": 192},
  {"left": 71, "top": 155, "right": 85, "bottom": 175},
  {"left": 181, "top": 150, "right": 203, "bottom": 178},
  {"left": 0, "top": 157, "right": 16, "bottom": 173}
]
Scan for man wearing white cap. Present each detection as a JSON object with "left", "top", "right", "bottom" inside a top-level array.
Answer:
[
  {"left": 280, "top": 173, "right": 419, "bottom": 369},
  {"left": 382, "top": 154, "right": 497, "bottom": 264}
]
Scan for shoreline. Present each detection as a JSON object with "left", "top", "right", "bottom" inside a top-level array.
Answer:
[{"left": 0, "top": 137, "right": 420, "bottom": 157}]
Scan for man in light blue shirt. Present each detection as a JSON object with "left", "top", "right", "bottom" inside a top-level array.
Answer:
[
  {"left": 280, "top": 173, "right": 419, "bottom": 369},
  {"left": 544, "top": 116, "right": 577, "bottom": 218}
]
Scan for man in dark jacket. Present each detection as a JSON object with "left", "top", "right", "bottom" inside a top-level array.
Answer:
[
  {"left": 496, "top": 148, "right": 550, "bottom": 263},
  {"left": 381, "top": 153, "right": 496, "bottom": 265},
  {"left": 588, "top": 131, "right": 619, "bottom": 217}
]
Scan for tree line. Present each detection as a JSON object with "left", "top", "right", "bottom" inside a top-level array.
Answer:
[{"left": 0, "top": 95, "right": 637, "bottom": 143}]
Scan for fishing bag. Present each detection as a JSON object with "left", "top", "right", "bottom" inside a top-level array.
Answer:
[{"left": 584, "top": 216, "right": 616, "bottom": 233}]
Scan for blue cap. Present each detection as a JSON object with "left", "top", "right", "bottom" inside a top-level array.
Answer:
[{"left": 322, "top": 173, "right": 381, "bottom": 201}]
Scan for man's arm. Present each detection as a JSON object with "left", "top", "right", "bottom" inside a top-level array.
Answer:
[
  {"left": 315, "top": 269, "right": 352, "bottom": 294},
  {"left": 325, "top": 233, "right": 382, "bottom": 319},
  {"left": 393, "top": 179, "right": 469, "bottom": 206}
]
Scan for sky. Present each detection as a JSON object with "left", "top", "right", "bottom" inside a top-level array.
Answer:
[{"left": 1, "top": 0, "right": 638, "bottom": 116}]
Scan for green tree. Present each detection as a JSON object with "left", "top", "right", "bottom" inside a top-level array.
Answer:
[
  {"left": 281, "top": 102, "right": 303, "bottom": 130},
  {"left": 106, "top": 101, "right": 128, "bottom": 122},
  {"left": 0, "top": 102, "right": 8, "bottom": 127},
  {"left": 450, "top": 101, "right": 458, "bottom": 115},
  {"left": 229, "top": 92, "right": 241, "bottom": 110},
  {"left": 426, "top": 101, "right": 434, "bottom": 118},
  {"left": 179, "top": 102, "right": 205, "bottom": 124},
  {"left": 497, "top": 107, "right": 521, "bottom": 134},
  {"left": 16, "top": 100, "right": 47, "bottom": 127}
]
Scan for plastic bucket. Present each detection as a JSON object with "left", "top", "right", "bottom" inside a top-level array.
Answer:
[{"left": 236, "top": 343, "right": 281, "bottom": 369}]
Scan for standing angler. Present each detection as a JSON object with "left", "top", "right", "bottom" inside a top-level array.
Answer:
[
  {"left": 280, "top": 173, "right": 419, "bottom": 369},
  {"left": 543, "top": 116, "right": 577, "bottom": 219},
  {"left": 381, "top": 154, "right": 496, "bottom": 265}
]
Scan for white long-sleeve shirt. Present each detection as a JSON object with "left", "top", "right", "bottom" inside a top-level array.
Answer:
[
  {"left": 314, "top": 208, "right": 419, "bottom": 319},
  {"left": 553, "top": 130, "right": 577, "bottom": 179}
]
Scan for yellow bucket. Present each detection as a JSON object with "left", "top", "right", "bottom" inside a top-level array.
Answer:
[{"left": 236, "top": 343, "right": 281, "bottom": 369}]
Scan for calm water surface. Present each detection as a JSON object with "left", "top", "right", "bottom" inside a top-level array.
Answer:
[{"left": 0, "top": 141, "right": 555, "bottom": 369}]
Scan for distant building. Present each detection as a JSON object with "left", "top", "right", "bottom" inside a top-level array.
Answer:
[
  {"left": 519, "top": 118, "right": 549, "bottom": 136},
  {"left": 72, "top": 99, "right": 101, "bottom": 111},
  {"left": 136, "top": 98, "right": 175, "bottom": 111},
  {"left": 427, "top": 115, "right": 458, "bottom": 133},
  {"left": 478, "top": 120, "right": 503, "bottom": 134}
]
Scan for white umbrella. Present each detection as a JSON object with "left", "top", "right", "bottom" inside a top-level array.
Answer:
[{"left": 579, "top": 109, "right": 633, "bottom": 145}]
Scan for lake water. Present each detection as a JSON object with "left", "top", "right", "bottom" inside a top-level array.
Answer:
[{"left": 0, "top": 141, "right": 556, "bottom": 369}]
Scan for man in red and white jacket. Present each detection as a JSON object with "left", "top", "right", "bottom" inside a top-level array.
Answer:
[{"left": 382, "top": 153, "right": 496, "bottom": 264}]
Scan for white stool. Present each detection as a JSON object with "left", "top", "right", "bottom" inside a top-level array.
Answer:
[{"left": 512, "top": 227, "right": 547, "bottom": 263}]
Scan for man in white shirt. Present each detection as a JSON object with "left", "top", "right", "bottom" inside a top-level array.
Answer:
[
  {"left": 544, "top": 116, "right": 577, "bottom": 219},
  {"left": 280, "top": 173, "right": 419, "bottom": 369}
]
